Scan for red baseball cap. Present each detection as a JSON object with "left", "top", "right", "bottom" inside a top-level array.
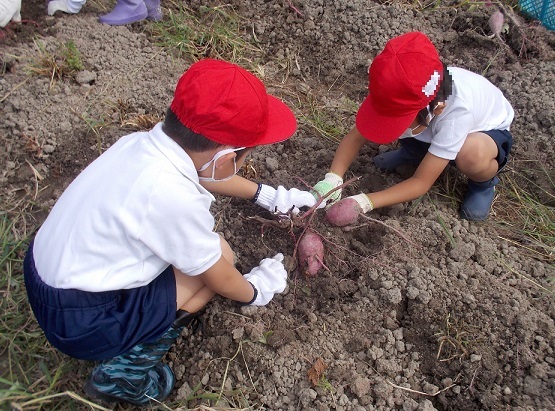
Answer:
[
  {"left": 356, "top": 32, "right": 443, "bottom": 144},
  {"left": 170, "top": 59, "right": 297, "bottom": 147}
]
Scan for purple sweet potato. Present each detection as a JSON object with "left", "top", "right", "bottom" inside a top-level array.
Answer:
[
  {"left": 488, "top": 10, "right": 504, "bottom": 38},
  {"left": 325, "top": 197, "right": 361, "bottom": 227},
  {"left": 298, "top": 231, "right": 324, "bottom": 277}
]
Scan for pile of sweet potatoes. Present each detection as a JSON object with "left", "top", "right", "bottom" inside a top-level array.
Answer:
[{"left": 296, "top": 197, "right": 364, "bottom": 276}]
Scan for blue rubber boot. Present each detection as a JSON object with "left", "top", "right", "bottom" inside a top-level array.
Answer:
[
  {"left": 98, "top": 0, "right": 147, "bottom": 25},
  {"left": 144, "top": 0, "right": 162, "bottom": 20},
  {"left": 459, "top": 176, "right": 499, "bottom": 221},
  {"left": 373, "top": 138, "right": 430, "bottom": 171},
  {"left": 84, "top": 310, "right": 201, "bottom": 406}
]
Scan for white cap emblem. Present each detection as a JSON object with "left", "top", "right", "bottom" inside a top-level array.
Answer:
[{"left": 422, "top": 70, "right": 440, "bottom": 97}]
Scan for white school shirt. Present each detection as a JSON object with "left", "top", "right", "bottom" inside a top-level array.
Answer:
[
  {"left": 33, "top": 123, "right": 222, "bottom": 292},
  {"left": 409, "top": 67, "right": 514, "bottom": 160}
]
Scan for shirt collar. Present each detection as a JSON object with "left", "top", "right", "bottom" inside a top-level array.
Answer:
[{"left": 147, "top": 123, "right": 211, "bottom": 195}]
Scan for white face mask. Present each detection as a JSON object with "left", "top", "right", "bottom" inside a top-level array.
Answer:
[
  {"left": 400, "top": 104, "right": 439, "bottom": 138},
  {"left": 197, "top": 147, "right": 246, "bottom": 182}
]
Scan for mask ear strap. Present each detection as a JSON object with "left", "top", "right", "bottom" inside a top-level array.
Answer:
[{"left": 198, "top": 148, "right": 237, "bottom": 172}]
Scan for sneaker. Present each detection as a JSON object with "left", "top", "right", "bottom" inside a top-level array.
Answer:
[{"left": 47, "top": 0, "right": 81, "bottom": 15}]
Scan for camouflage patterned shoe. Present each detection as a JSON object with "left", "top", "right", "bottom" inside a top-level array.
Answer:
[
  {"left": 84, "top": 311, "right": 202, "bottom": 406},
  {"left": 84, "top": 362, "right": 175, "bottom": 406}
]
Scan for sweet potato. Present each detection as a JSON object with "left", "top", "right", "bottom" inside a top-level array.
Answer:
[
  {"left": 324, "top": 197, "right": 361, "bottom": 227},
  {"left": 298, "top": 231, "right": 324, "bottom": 277},
  {"left": 488, "top": 10, "right": 504, "bottom": 38}
]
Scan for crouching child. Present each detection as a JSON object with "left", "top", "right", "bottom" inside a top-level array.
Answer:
[
  {"left": 313, "top": 32, "right": 514, "bottom": 222},
  {"left": 24, "top": 59, "right": 316, "bottom": 406}
]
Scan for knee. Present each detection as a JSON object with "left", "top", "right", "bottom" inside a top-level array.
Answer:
[
  {"left": 456, "top": 150, "right": 479, "bottom": 170},
  {"left": 219, "top": 235, "right": 235, "bottom": 266},
  {"left": 456, "top": 145, "right": 493, "bottom": 173},
  {"left": 457, "top": 133, "right": 498, "bottom": 173}
]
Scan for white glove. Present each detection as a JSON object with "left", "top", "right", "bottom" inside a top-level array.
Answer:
[
  {"left": 255, "top": 184, "right": 317, "bottom": 215},
  {"left": 311, "top": 172, "right": 343, "bottom": 205},
  {"left": 348, "top": 193, "right": 374, "bottom": 213},
  {"left": 243, "top": 253, "right": 287, "bottom": 306},
  {"left": 0, "top": 0, "right": 21, "bottom": 28}
]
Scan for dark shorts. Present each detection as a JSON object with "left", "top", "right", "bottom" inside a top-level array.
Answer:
[
  {"left": 483, "top": 129, "right": 513, "bottom": 170},
  {"left": 24, "top": 241, "right": 177, "bottom": 361},
  {"left": 404, "top": 129, "right": 513, "bottom": 169}
]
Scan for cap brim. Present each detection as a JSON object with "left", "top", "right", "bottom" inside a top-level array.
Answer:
[
  {"left": 253, "top": 95, "right": 297, "bottom": 146},
  {"left": 356, "top": 95, "right": 419, "bottom": 144}
]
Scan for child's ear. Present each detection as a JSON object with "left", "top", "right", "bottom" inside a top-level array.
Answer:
[{"left": 214, "top": 152, "right": 236, "bottom": 169}]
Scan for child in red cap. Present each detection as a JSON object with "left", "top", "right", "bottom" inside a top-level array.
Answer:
[
  {"left": 23, "top": 59, "right": 316, "bottom": 406},
  {"left": 313, "top": 31, "right": 514, "bottom": 222}
]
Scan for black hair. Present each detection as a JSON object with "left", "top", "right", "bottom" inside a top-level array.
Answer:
[
  {"left": 162, "top": 108, "right": 222, "bottom": 152},
  {"left": 415, "top": 64, "right": 454, "bottom": 127}
]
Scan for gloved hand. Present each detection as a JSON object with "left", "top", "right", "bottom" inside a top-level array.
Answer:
[
  {"left": 348, "top": 193, "right": 374, "bottom": 213},
  {"left": 255, "top": 184, "right": 317, "bottom": 215},
  {"left": 325, "top": 193, "right": 374, "bottom": 227},
  {"left": 243, "top": 253, "right": 287, "bottom": 306},
  {"left": 0, "top": 0, "right": 21, "bottom": 28},
  {"left": 311, "top": 172, "right": 343, "bottom": 205}
]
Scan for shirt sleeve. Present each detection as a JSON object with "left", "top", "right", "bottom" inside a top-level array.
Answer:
[{"left": 428, "top": 106, "right": 474, "bottom": 161}]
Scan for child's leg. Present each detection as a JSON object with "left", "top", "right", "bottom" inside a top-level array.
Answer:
[
  {"left": 174, "top": 235, "right": 234, "bottom": 313},
  {"left": 373, "top": 138, "right": 430, "bottom": 171},
  {"left": 456, "top": 130, "right": 513, "bottom": 221},
  {"left": 143, "top": 0, "right": 162, "bottom": 20},
  {"left": 455, "top": 132, "right": 499, "bottom": 181},
  {"left": 25, "top": 240, "right": 184, "bottom": 406},
  {"left": 84, "top": 237, "right": 237, "bottom": 407},
  {"left": 87, "top": 235, "right": 237, "bottom": 405},
  {"left": 85, "top": 325, "right": 181, "bottom": 405}
]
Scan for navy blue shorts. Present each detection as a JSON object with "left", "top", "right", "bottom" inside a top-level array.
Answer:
[
  {"left": 24, "top": 241, "right": 177, "bottom": 361},
  {"left": 483, "top": 129, "right": 513, "bottom": 170},
  {"left": 413, "top": 129, "right": 511, "bottom": 168}
]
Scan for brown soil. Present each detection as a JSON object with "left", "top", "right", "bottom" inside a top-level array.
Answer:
[{"left": 1, "top": 0, "right": 554, "bottom": 410}]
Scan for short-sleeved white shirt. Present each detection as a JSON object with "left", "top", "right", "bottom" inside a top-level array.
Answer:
[
  {"left": 407, "top": 67, "right": 514, "bottom": 160},
  {"left": 33, "top": 123, "right": 222, "bottom": 292}
]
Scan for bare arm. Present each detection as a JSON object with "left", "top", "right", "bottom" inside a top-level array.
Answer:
[
  {"left": 200, "top": 175, "right": 259, "bottom": 200},
  {"left": 368, "top": 153, "right": 450, "bottom": 208},
  {"left": 198, "top": 255, "right": 255, "bottom": 303},
  {"left": 329, "top": 126, "right": 368, "bottom": 177}
]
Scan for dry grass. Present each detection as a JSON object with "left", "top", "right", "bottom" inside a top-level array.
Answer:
[
  {"left": 24, "top": 39, "right": 84, "bottom": 89},
  {"left": 434, "top": 313, "right": 471, "bottom": 362},
  {"left": 149, "top": 2, "right": 262, "bottom": 65},
  {"left": 298, "top": 92, "right": 358, "bottom": 143},
  {"left": 0, "top": 212, "right": 95, "bottom": 410},
  {"left": 494, "top": 163, "right": 555, "bottom": 264}
]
